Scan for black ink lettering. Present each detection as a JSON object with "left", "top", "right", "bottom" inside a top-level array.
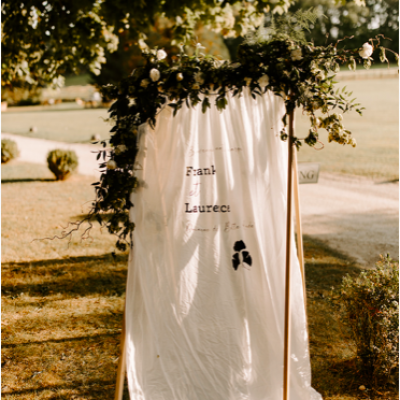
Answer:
[
  {"left": 207, "top": 205, "right": 212, "bottom": 212},
  {"left": 186, "top": 167, "right": 193, "bottom": 176},
  {"left": 221, "top": 205, "right": 227, "bottom": 213},
  {"left": 193, "top": 206, "right": 198, "bottom": 213},
  {"left": 213, "top": 205, "right": 219, "bottom": 212},
  {"left": 199, "top": 206, "right": 205, "bottom": 213},
  {"left": 212, "top": 165, "right": 216, "bottom": 174},
  {"left": 197, "top": 169, "right": 203, "bottom": 176},
  {"left": 204, "top": 168, "right": 211, "bottom": 175},
  {"left": 185, "top": 203, "right": 192, "bottom": 213}
]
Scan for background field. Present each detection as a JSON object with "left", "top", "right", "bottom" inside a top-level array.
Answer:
[
  {"left": 1, "top": 105, "right": 111, "bottom": 144},
  {"left": 296, "top": 77, "right": 399, "bottom": 181},
  {"left": 2, "top": 75, "right": 399, "bottom": 180}
]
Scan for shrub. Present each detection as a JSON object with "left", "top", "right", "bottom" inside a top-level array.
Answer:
[
  {"left": 339, "top": 255, "right": 399, "bottom": 389},
  {"left": 47, "top": 149, "right": 78, "bottom": 180},
  {"left": 1, "top": 139, "right": 19, "bottom": 163}
]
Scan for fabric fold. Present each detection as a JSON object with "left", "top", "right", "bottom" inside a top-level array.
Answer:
[{"left": 126, "top": 89, "right": 322, "bottom": 400}]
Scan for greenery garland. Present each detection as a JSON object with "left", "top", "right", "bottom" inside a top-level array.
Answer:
[{"left": 87, "top": 34, "right": 396, "bottom": 251}]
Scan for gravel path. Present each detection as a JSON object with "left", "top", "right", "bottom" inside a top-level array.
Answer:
[
  {"left": 300, "top": 173, "right": 399, "bottom": 268},
  {"left": 3, "top": 132, "right": 398, "bottom": 268}
]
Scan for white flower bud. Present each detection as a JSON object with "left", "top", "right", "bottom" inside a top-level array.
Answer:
[
  {"left": 348, "top": 58, "right": 357, "bottom": 71},
  {"left": 149, "top": 68, "right": 160, "bottom": 82},
  {"left": 359, "top": 43, "right": 373, "bottom": 59},
  {"left": 156, "top": 49, "right": 167, "bottom": 60},
  {"left": 176, "top": 72, "right": 184, "bottom": 81},
  {"left": 258, "top": 75, "right": 269, "bottom": 87},
  {"left": 106, "top": 160, "right": 117, "bottom": 169}
]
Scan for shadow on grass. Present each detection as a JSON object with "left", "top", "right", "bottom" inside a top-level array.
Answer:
[
  {"left": 1, "top": 178, "right": 55, "bottom": 184},
  {"left": 3, "top": 236, "right": 396, "bottom": 399},
  {"left": 2, "top": 253, "right": 128, "bottom": 299},
  {"left": 2, "top": 331, "right": 121, "bottom": 349},
  {"left": 1, "top": 377, "right": 120, "bottom": 398},
  {"left": 303, "top": 234, "right": 361, "bottom": 291}
]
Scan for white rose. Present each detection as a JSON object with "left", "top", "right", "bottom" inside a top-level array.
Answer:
[
  {"left": 140, "top": 79, "right": 150, "bottom": 88},
  {"left": 157, "top": 49, "right": 167, "bottom": 60},
  {"left": 290, "top": 48, "right": 302, "bottom": 61},
  {"left": 149, "top": 68, "right": 160, "bottom": 82},
  {"left": 176, "top": 72, "right": 184, "bottom": 81},
  {"left": 258, "top": 75, "right": 269, "bottom": 87},
  {"left": 115, "top": 145, "right": 128, "bottom": 155},
  {"left": 106, "top": 160, "right": 117, "bottom": 169},
  {"left": 194, "top": 72, "right": 204, "bottom": 85},
  {"left": 359, "top": 43, "right": 373, "bottom": 59},
  {"left": 244, "top": 77, "right": 252, "bottom": 86}
]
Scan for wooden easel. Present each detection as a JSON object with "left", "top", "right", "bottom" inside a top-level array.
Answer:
[{"left": 114, "top": 110, "right": 306, "bottom": 400}]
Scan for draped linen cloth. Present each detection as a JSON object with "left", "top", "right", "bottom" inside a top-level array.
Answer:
[{"left": 126, "top": 89, "right": 322, "bottom": 400}]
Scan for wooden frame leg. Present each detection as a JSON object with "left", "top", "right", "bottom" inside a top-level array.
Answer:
[
  {"left": 283, "top": 110, "right": 295, "bottom": 400},
  {"left": 114, "top": 305, "right": 127, "bottom": 400},
  {"left": 293, "top": 149, "right": 307, "bottom": 314}
]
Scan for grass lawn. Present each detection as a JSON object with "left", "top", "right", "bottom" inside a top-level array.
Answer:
[
  {"left": 2, "top": 162, "right": 398, "bottom": 399},
  {"left": 2, "top": 75, "right": 399, "bottom": 180},
  {"left": 1, "top": 162, "right": 119, "bottom": 263},
  {"left": 1, "top": 106, "right": 111, "bottom": 144},
  {"left": 296, "top": 77, "right": 399, "bottom": 181}
]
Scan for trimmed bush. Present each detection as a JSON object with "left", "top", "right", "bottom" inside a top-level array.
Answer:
[
  {"left": 340, "top": 255, "right": 399, "bottom": 389},
  {"left": 47, "top": 149, "right": 78, "bottom": 180},
  {"left": 1, "top": 139, "right": 20, "bottom": 163}
]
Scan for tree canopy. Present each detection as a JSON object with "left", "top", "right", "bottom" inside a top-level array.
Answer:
[
  {"left": 290, "top": 0, "right": 399, "bottom": 61},
  {"left": 2, "top": 0, "right": 398, "bottom": 90},
  {"left": 1, "top": 0, "right": 291, "bottom": 89}
]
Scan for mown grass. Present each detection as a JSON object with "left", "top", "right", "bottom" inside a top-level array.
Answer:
[
  {"left": 1, "top": 161, "right": 117, "bottom": 263},
  {"left": 2, "top": 75, "right": 399, "bottom": 180},
  {"left": 2, "top": 163, "right": 398, "bottom": 399},
  {"left": 296, "top": 77, "right": 399, "bottom": 181},
  {"left": 2, "top": 106, "right": 111, "bottom": 143}
]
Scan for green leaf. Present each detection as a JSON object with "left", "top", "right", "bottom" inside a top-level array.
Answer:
[{"left": 201, "top": 97, "right": 211, "bottom": 113}]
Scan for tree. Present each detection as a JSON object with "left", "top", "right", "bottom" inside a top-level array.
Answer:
[
  {"left": 1, "top": 0, "right": 291, "bottom": 89},
  {"left": 90, "top": 18, "right": 231, "bottom": 89},
  {"left": 289, "top": 0, "right": 399, "bottom": 63}
]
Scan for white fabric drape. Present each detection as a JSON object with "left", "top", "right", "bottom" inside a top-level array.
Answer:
[{"left": 126, "top": 89, "right": 322, "bottom": 400}]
